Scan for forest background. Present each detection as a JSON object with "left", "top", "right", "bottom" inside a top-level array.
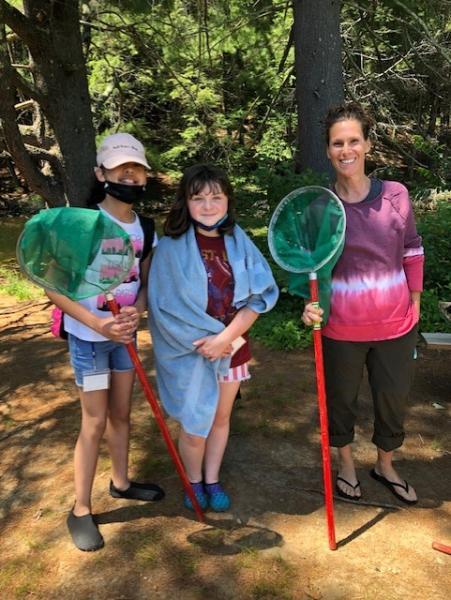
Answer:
[
  {"left": 0, "top": 0, "right": 450, "bottom": 344},
  {"left": 0, "top": 4, "right": 450, "bottom": 598}
]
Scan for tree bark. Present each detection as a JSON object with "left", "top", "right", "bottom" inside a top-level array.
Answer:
[
  {"left": 0, "top": 0, "right": 95, "bottom": 206},
  {"left": 293, "top": 0, "right": 344, "bottom": 178}
]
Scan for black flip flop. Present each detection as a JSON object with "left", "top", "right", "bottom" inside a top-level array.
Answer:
[
  {"left": 67, "top": 510, "right": 104, "bottom": 552},
  {"left": 335, "top": 475, "right": 361, "bottom": 501},
  {"left": 370, "top": 468, "right": 418, "bottom": 505}
]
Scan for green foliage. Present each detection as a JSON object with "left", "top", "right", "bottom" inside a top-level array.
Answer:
[
  {"left": 410, "top": 135, "right": 451, "bottom": 188},
  {"left": 251, "top": 293, "right": 311, "bottom": 350},
  {"left": 0, "top": 266, "right": 43, "bottom": 301},
  {"left": 254, "top": 117, "right": 294, "bottom": 163},
  {"left": 416, "top": 198, "right": 451, "bottom": 332},
  {"left": 80, "top": 0, "right": 450, "bottom": 191},
  {"left": 419, "top": 288, "right": 451, "bottom": 333},
  {"left": 85, "top": 0, "right": 294, "bottom": 173},
  {"left": 5, "top": 0, "right": 451, "bottom": 348},
  {"left": 342, "top": 1, "right": 449, "bottom": 189},
  {"left": 417, "top": 199, "right": 451, "bottom": 292}
]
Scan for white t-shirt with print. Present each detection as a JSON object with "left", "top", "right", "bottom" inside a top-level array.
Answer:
[{"left": 64, "top": 207, "right": 156, "bottom": 342}]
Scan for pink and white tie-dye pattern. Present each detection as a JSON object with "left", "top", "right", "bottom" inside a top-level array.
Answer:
[{"left": 322, "top": 180, "right": 423, "bottom": 342}]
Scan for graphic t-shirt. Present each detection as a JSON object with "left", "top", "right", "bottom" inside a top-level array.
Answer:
[
  {"left": 196, "top": 231, "right": 251, "bottom": 367},
  {"left": 64, "top": 207, "right": 156, "bottom": 342}
]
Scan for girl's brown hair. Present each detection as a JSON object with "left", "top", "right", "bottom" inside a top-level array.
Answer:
[
  {"left": 325, "top": 102, "right": 374, "bottom": 144},
  {"left": 164, "top": 164, "right": 236, "bottom": 237}
]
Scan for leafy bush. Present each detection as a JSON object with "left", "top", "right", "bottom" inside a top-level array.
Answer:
[
  {"left": 420, "top": 288, "right": 451, "bottom": 333},
  {"left": 417, "top": 198, "right": 451, "bottom": 292},
  {"left": 415, "top": 197, "right": 451, "bottom": 333},
  {"left": 0, "top": 267, "right": 43, "bottom": 301},
  {"left": 251, "top": 293, "right": 311, "bottom": 350}
]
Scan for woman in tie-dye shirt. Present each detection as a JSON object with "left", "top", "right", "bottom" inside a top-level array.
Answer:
[{"left": 303, "top": 103, "right": 423, "bottom": 505}]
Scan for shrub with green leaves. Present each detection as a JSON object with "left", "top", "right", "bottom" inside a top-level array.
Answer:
[
  {"left": 251, "top": 293, "right": 311, "bottom": 350},
  {"left": 418, "top": 199, "right": 451, "bottom": 292},
  {"left": 0, "top": 266, "right": 43, "bottom": 301},
  {"left": 416, "top": 197, "right": 451, "bottom": 333}
]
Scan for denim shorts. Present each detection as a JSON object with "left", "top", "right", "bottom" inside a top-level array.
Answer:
[{"left": 68, "top": 334, "right": 135, "bottom": 387}]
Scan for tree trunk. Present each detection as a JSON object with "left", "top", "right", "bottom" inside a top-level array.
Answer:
[
  {"left": 0, "top": 0, "right": 95, "bottom": 207},
  {"left": 293, "top": 0, "right": 343, "bottom": 178}
]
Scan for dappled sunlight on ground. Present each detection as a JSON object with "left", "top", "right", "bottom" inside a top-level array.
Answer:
[{"left": 1, "top": 293, "right": 450, "bottom": 599}]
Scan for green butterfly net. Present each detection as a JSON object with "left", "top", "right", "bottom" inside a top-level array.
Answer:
[
  {"left": 17, "top": 207, "right": 134, "bottom": 300},
  {"left": 268, "top": 186, "right": 346, "bottom": 322}
]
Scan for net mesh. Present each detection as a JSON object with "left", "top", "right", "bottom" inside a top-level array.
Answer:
[
  {"left": 268, "top": 186, "right": 346, "bottom": 321},
  {"left": 17, "top": 207, "right": 134, "bottom": 300}
]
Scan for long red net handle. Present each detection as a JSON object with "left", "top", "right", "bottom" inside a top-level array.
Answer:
[
  {"left": 106, "top": 294, "right": 205, "bottom": 523},
  {"left": 432, "top": 541, "right": 451, "bottom": 555},
  {"left": 309, "top": 273, "right": 337, "bottom": 550}
]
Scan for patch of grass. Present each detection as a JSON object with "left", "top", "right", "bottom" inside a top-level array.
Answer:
[
  {"left": 236, "top": 552, "right": 297, "bottom": 599},
  {"left": 430, "top": 438, "right": 444, "bottom": 453},
  {"left": 254, "top": 555, "right": 297, "bottom": 599},
  {"left": 167, "top": 545, "right": 199, "bottom": 577},
  {"left": 0, "top": 265, "right": 43, "bottom": 301},
  {"left": 131, "top": 527, "right": 170, "bottom": 568},
  {"left": 251, "top": 580, "right": 293, "bottom": 600},
  {"left": 0, "top": 414, "right": 17, "bottom": 430},
  {"left": 26, "top": 535, "right": 51, "bottom": 552},
  {"left": 123, "top": 525, "right": 164, "bottom": 550},
  {"left": 135, "top": 544, "right": 161, "bottom": 566},
  {"left": 0, "top": 556, "right": 46, "bottom": 598}
]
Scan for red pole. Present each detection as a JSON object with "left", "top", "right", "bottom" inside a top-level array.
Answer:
[
  {"left": 106, "top": 294, "right": 205, "bottom": 523},
  {"left": 432, "top": 541, "right": 451, "bottom": 555},
  {"left": 309, "top": 273, "right": 337, "bottom": 550}
]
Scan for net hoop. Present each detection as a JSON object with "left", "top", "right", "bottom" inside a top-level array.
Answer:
[
  {"left": 267, "top": 185, "right": 346, "bottom": 274},
  {"left": 16, "top": 207, "right": 135, "bottom": 300}
]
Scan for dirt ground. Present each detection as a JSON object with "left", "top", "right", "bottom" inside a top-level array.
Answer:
[{"left": 0, "top": 294, "right": 450, "bottom": 600}]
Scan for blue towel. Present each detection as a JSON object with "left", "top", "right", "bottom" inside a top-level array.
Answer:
[{"left": 148, "top": 224, "right": 279, "bottom": 437}]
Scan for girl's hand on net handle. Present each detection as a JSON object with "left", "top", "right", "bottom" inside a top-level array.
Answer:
[{"left": 98, "top": 307, "right": 139, "bottom": 344}]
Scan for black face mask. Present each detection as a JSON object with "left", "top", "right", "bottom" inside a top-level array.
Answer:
[{"left": 104, "top": 181, "right": 146, "bottom": 204}]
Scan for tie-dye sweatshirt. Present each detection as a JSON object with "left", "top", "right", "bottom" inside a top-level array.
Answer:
[{"left": 322, "top": 180, "right": 424, "bottom": 342}]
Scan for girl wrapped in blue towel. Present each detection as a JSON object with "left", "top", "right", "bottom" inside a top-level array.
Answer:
[{"left": 148, "top": 164, "right": 279, "bottom": 511}]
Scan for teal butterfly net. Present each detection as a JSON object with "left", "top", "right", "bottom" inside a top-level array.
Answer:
[
  {"left": 17, "top": 207, "right": 134, "bottom": 299},
  {"left": 268, "top": 186, "right": 346, "bottom": 322}
]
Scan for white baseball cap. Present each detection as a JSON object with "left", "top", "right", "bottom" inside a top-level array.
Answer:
[{"left": 96, "top": 132, "right": 151, "bottom": 170}]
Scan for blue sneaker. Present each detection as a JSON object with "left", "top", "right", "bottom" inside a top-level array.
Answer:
[
  {"left": 205, "top": 482, "right": 231, "bottom": 512},
  {"left": 183, "top": 482, "right": 208, "bottom": 511}
]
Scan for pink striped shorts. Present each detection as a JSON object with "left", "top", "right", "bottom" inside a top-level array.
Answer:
[{"left": 218, "top": 362, "right": 251, "bottom": 383}]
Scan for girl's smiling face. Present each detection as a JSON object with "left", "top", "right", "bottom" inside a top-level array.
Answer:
[
  {"left": 326, "top": 119, "right": 371, "bottom": 179},
  {"left": 188, "top": 182, "right": 228, "bottom": 235}
]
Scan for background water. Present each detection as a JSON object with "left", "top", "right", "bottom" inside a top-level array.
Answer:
[{"left": 0, "top": 218, "right": 26, "bottom": 265}]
